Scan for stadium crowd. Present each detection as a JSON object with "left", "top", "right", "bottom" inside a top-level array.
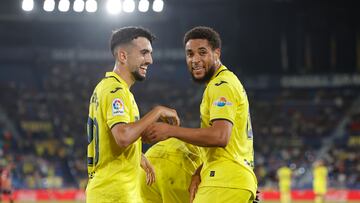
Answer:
[{"left": 0, "top": 62, "right": 359, "bottom": 190}]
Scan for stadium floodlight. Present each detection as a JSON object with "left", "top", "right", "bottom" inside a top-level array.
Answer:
[
  {"left": 43, "top": 0, "right": 55, "bottom": 12},
  {"left": 123, "top": 0, "right": 135, "bottom": 13},
  {"left": 22, "top": 0, "right": 34, "bottom": 11},
  {"left": 58, "top": 0, "right": 70, "bottom": 12},
  {"left": 73, "top": 0, "right": 85, "bottom": 12},
  {"left": 138, "top": 0, "right": 149, "bottom": 12},
  {"left": 85, "top": 0, "right": 97, "bottom": 12},
  {"left": 152, "top": 0, "right": 163, "bottom": 12},
  {"left": 106, "top": 0, "right": 122, "bottom": 15}
]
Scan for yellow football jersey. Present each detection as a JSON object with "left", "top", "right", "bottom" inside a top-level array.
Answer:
[
  {"left": 86, "top": 72, "right": 142, "bottom": 203},
  {"left": 141, "top": 138, "right": 202, "bottom": 203},
  {"left": 145, "top": 138, "right": 202, "bottom": 174},
  {"left": 277, "top": 166, "right": 292, "bottom": 192},
  {"left": 199, "top": 65, "right": 257, "bottom": 196},
  {"left": 313, "top": 165, "right": 328, "bottom": 194}
]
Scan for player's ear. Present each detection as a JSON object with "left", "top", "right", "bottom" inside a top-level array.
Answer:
[
  {"left": 214, "top": 48, "right": 221, "bottom": 61},
  {"left": 117, "top": 49, "right": 127, "bottom": 64}
]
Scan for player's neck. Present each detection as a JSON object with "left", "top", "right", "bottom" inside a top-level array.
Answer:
[
  {"left": 113, "top": 65, "right": 135, "bottom": 88},
  {"left": 205, "top": 62, "right": 223, "bottom": 85}
]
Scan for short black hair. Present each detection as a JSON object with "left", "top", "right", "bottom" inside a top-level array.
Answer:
[
  {"left": 183, "top": 26, "right": 221, "bottom": 50},
  {"left": 110, "top": 26, "right": 156, "bottom": 56}
]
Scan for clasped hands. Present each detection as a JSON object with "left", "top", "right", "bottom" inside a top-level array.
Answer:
[{"left": 142, "top": 106, "right": 180, "bottom": 143}]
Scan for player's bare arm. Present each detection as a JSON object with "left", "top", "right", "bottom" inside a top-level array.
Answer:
[
  {"left": 189, "top": 164, "right": 203, "bottom": 203},
  {"left": 111, "top": 105, "right": 179, "bottom": 147},
  {"left": 140, "top": 153, "right": 156, "bottom": 186},
  {"left": 142, "top": 119, "right": 232, "bottom": 147}
]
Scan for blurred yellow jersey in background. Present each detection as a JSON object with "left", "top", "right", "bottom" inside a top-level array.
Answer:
[
  {"left": 313, "top": 165, "right": 328, "bottom": 195},
  {"left": 277, "top": 166, "right": 292, "bottom": 193}
]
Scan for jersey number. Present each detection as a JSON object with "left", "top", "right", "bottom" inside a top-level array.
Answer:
[{"left": 87, "top": 117, "right": 99, "bottom": 166}]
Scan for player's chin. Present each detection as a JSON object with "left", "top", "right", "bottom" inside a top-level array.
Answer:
[
  {"left": 140, "top": 73, "right": 147, "bottom": 79},
  {"left": 192, "top": 74, "right": 205, "bottom": 81},
  {"left": 191, "top": 70, "right": 203, "bottom": 78},
  {"left": 133, "top": 71, "right": 146, "bottom": 81}
]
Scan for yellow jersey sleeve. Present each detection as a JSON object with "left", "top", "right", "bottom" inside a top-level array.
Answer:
[
  {"left": 207, "top": 80, "right": 237, "bottom": 124},
  {"left": 105, "top": 86, "right": 131, "bottom": 128}
]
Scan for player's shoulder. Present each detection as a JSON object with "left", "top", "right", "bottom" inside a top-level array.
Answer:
[
  {"left": 96, "top": 76, "right": 127, "bottom": 96},
  {"left": 209, "top": 72, "right": 241, "bottom": 93},
  {"left": 214, "top": 67, "right": 241, "bottom": 83}
]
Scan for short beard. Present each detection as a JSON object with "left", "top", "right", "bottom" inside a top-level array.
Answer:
[
  {"left": 191, "top": 65, "right": 216, "bottom": 84},
  {"left": 132, "top": 69, "right": 145, "bottom": 81}
]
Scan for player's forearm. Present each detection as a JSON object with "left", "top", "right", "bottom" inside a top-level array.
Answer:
[
  {"left": 112, "top": 108, "right": 161, "bottom": 147},
  {"left": 169, "top": 125, "right": 229, "bottom": 147},
  {"left": 193, "top": 164, "right": 203, "bottom": 176}
]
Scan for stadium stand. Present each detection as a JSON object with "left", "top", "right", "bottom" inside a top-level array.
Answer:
[
  {"left": 0, "top": 1, "right": 359, "bottom": 201},
  {"left": 0, "top": 62, "right": 359, "bottom": 191}
]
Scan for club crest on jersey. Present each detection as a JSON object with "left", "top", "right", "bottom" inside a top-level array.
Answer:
[
  {"left": 112, "top": 98, "right": 125, "bottom": 116},
  {"left": 213, "top": 97, "right": 232, "bottom": 107}
]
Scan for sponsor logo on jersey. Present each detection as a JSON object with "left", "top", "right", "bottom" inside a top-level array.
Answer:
[
  {"left": 110, "top": 87, "right": 122, "bottom": 93},
  {"left": 214, "top": 81, "right": 227, "bottom": 86},
  {"left": 213, "top": 97, "right": 232, "bottom": 107},
  {"left": 112, "top": 98, "right": 125, "bottom": 115}
]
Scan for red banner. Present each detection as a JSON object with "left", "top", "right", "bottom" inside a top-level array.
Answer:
[
  {"left": 260, "top": 189, "right": 360, "bottom": 201},
  {"left": 1, "top": 189, "right": 360, "bottom": 201}
]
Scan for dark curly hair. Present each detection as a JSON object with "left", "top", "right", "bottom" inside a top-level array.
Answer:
[
  {"left": 110, "top": 26, "right": 156, "bottom": 56},
  {"left": 183, "top": 26, "right": 221, "bottom": 50}
]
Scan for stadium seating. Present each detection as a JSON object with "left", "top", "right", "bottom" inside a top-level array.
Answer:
[{"left": 0, "top": 62, "right": 359, "bottom": 190}]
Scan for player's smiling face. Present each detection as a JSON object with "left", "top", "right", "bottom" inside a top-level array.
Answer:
[
  {"left": 126, "top": 37, "right": 153, "bottom": 81},
  {"left": 185, "top": 39, "right": 220, "bottom": 83}
]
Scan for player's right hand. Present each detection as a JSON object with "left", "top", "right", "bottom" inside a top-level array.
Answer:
[
  {"left": 188, "top": 174, "right": 201, "bottom": 203},
  {"left": 155, "top": 106, "right": 180, "bottom": 126}
]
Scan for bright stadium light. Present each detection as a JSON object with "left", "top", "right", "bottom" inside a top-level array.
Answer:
[
  {"left": 152, "top": 0, "right": 163, "bottom": 12},
  {"left": 138, "top": 0, "right": 149, "bottom": 12},
  {"left": 123, "top": 0, "right": 135, "bottom": 13},
  {"left": 43, "top": 0, "right": 55, "bottom": 12},
  {"left": 58, "top": 0, "right": 70, "bottom": 12},
  {"left": 86, "top": 0, "right": 97, "bottom": 12},
  {"left": 22, "top": 0, "right": 34, "bottom": 11},
  {"left": 106, "top": 0, "right": 122, "bottom": 15},
  {"left": 73, "top": 0, "right": 85, "bottom": 12}
]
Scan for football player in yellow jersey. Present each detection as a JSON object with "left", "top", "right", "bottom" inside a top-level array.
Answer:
[
  {"left": 142, "top": 26, "right": 258, "bottom": 203},
  {"left": 313, "top": 160, "right": 328, "bottom": 203},
  {"left": 140, "top": 138, "right": 201, "bottom": 203},
  {"left": 86, "top": 26, "right": 180, "bottom": 203},
  {"left": 277, "top": 165, "right": 292, "bottom": 203}
]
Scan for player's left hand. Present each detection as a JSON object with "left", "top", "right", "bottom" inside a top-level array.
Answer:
[
  {"left": 141, "top": 122, "right": 172, "bottom": 143},
  {"left": 140, "top": 154, "right": 155, "bottom": 185}
]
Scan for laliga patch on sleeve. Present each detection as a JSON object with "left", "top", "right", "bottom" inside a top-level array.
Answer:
[
  {"left": 213, "top": 97, "right": 232, "bottom": 107},
  {"left": 112, "top": 98, "right": 125, "bottom": 116}
]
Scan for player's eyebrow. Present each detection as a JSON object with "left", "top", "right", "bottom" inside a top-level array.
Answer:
[
  {"left": 140, "top": 48, "right": 152, "bottom": 54},
  {"left": 198, "top": 47, "right": 208, "bottom": 51}
]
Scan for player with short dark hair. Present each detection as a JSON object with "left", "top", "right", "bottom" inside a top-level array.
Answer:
[
  {"left": 142, "top": 26, "right": 258, "bottom": 203},
  {"left": 86, "top": 26, "right": 180, "bottom": 203}
]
